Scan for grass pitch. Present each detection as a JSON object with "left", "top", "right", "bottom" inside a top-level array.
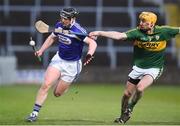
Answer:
[{"left": 0, "top": 83, "right": 180, "bottom": 125}]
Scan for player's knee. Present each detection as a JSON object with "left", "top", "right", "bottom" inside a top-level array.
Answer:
[
  {"left": 124, "top": 90, "right": 133, "bottom": 98},
  {"left": 54, "top": 93, "right": 61, "bottom": 97},
  {"left": 137, "top": 85, "right": 144, "bottom": 93},
  {"left": 41, "top": 83, "right": 51, "bottom": 92},
  {"left": 43, "top": 78, "right": 53, "bottom": 88},
  {"left": 53, "top": 91, "right": 62, "bottom": 97}
]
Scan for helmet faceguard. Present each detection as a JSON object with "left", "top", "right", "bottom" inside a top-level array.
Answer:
[{"left": 139, "top": 12, "right": 157, "bottom": 25}]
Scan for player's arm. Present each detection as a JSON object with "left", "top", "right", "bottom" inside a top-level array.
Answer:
[
  {"left": 161, "top": 26, "right": 180, "bottom": 38},
  {"left": 89, "top": 31, "right": 127, "bottom": 40},
  {"left": 83, "top": 37, "right": 97, "bottom": 66},
  {"left": 36, "top": 34, "right": 56, "bottom": 57}
]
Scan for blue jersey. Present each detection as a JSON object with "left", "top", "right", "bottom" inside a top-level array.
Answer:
[{"left": 52, "top": 21, "right": 87, "bottom": 61}]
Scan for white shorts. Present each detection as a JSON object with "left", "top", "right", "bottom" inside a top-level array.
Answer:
[
  {"left": 49, "top": 52, "right": 82, "bottom": 83},
  {"left": 128, "top": 65, "right": 163, "bottom": 80}
]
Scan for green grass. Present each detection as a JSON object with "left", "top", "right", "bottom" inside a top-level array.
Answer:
[{"left": 0, "top": 83, "right": 180, "bottom": 125}]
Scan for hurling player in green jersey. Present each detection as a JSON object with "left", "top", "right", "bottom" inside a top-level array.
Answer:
[{"left": 89, "top": 11, "right": 180, "bottom": 124}]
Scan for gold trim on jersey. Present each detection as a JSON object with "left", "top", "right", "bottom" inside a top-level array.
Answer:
[{"left": 134, "top": 40, "right": 166, "bottom": 51}]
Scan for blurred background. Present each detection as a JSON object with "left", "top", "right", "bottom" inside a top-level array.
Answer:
[{"left": 0, "top": 0, "right": 180, "bottom": 85}]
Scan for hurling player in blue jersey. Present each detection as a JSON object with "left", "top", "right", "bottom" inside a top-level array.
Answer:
[{"left": 26, "top": 7, "right": 97, "bottom": 122}]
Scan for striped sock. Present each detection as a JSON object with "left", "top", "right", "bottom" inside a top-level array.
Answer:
[{"left": 33, "top": 103, "right": 42, "bottom": 112}]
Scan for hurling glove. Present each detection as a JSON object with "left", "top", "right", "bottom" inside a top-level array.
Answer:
[{"left": 83, "top": 54, "right": 94, "bottom": 66}]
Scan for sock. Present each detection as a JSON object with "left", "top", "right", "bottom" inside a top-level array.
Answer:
[
  {"left": 121, "top": 95, "right": 129, "bottom": 115},
  {"left": 128, "top": 102, "right": 136, "bottom": 110},
  {"left": 33, "top": 103, "right": 42, "bottom": 113},
  {"left": 128, "top": 91, "right": 142, "bottom": 110}
]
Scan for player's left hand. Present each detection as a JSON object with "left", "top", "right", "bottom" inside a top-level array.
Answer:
[
  {"left": 83, "top": 54, "right": 94, "bottom": 66},
  {"left": 89, "top": 35, "right": 97, "bottom": 40},
  {"left": 89, "top": 31, "right": 100, "bottom": 38}
]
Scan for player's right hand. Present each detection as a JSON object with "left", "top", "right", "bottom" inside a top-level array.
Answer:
[{"left": 35, "top": 50, "right": 43, "bottom": 57}]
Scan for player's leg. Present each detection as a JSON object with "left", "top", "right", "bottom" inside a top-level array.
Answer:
[
  {"left": 128, "top": 74, "right": 154, "bottom": 111},
  {"left": 115, "top": 66, "right": 142, "bottom": 124},
  {"left": 116, "top": 75, "right": 153, "bottom": 124},
  {"left": 128, "top": 89, "right": 143, "bottom": 111},
  {"left": 53, "top": 79, "right": 71, "bottom": 97},
  {"left": 129, "top": 67, "right": 163, "bottom": 110},
  {"left": 115, "top": 67, "right": 163, "bottom": 124},
  {"left": 137, "top": 74, "right": 154, "bottom": 92},
  {"left": 129, "top": 66, "right": 163, "bottom": 110},
  {"left": 121, "top": 81, "right": 136, "bottom": 115},
  {"left": 53, "top": 65, "right": 81, "bottom": 97},
  {"left": 26, "top": 66, "right": 60, "bottom": 122},
  {"left": 127, "top": 68, "right": 163, "bottom": 124},
  {"left": 114, "top": 80, "right": 136, "bottom": 124},
  {"left": 53, "top": 58, "right": 82, "bottom": 97},
  {"left": 35, "top": 66, "right": 61, "bottom": 105},
  {"left": 121, "top": 75, "right": 153, "bottom": 124}
]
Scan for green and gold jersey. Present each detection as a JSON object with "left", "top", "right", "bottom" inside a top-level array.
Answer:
[{"left": 125, "top": 26, "right": 180, "bottom": 68}]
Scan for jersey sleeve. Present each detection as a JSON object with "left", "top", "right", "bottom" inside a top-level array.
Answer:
[
  {"left": 125, "top": 28, "right": 138, "bottom": 41},
  {"left": 162, "top": 26, "right": 180, "bottom": 39},
  {"left": 73, "top": 23, "right": 87, "bottom": 41},
  {"left": 76, "top": 33, "right": 87, "bottom": 42}
]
